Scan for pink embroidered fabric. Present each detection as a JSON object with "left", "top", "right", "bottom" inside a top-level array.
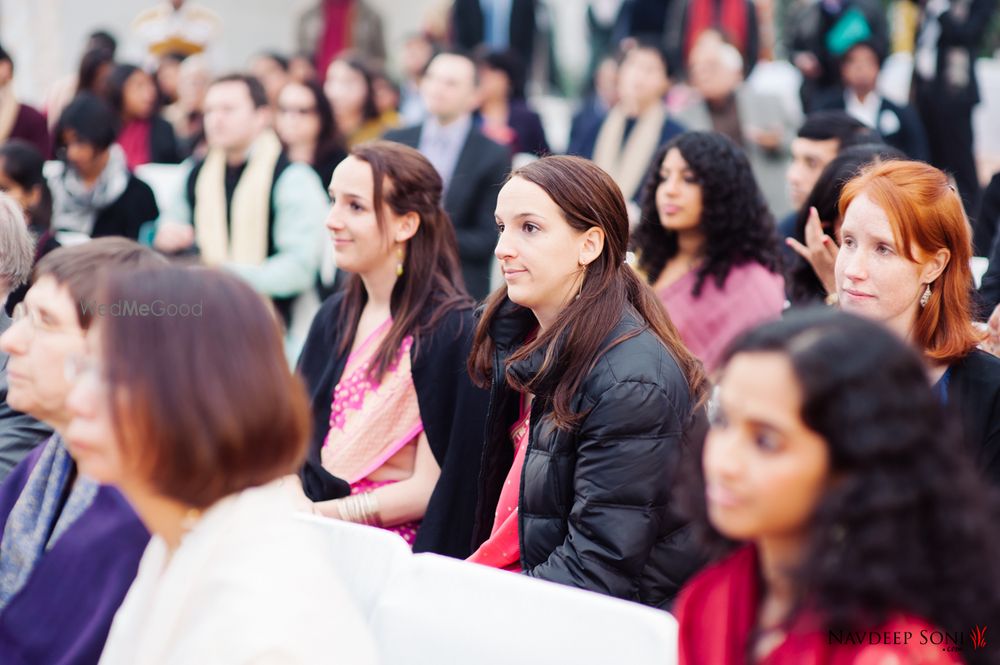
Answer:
[{"left": 322, "top": 318, "right": 424, "bottom": 484}]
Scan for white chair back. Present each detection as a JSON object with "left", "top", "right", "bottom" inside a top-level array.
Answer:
[
  {"left": 294, "top": 514, "right": 411, "bottom": 622},
  {"left": 370, "top": 553, "right": 679, "bottom": 665}
]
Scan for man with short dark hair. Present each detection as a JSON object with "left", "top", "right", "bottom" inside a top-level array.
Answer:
[
  {"left": 816, "top": 40, "right": 928, "bottom": 162},
  {"left": 777, "top": 110, "right": 876, "bottom": 242},
  {"left": 155, "top": 74, "right": 328, "bottom": 322},
  {"left": 385, "top": 52, "right": 511, "bottom": 299},
  {"left": 0, "top": 238, "right": 162, "bottom": 664}
]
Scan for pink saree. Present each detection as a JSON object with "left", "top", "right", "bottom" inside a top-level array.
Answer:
[{"left": 323, "top": 318, "right": 423, "bottom": 545}]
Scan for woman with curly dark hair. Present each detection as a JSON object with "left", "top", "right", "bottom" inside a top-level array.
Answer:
[
  {"left": 676, "top": 307, "right": 1000, "bottom": 664},
  {"left": 633, "top": 130, "right": 784, "bottom": 373}
]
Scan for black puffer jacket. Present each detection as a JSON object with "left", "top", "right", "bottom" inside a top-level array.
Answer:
[{"left": 472, "top": 299, "right": 705, "bottom": 608}]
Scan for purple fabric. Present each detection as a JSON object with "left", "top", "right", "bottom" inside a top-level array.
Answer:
[
  {"left": 9, "top": 104, "right": 51, "bottom": 159},
  {"left": 658, "top": 261, "right": 785, "bottom": 374},
  {"left": 0, "top": 445, "right": 149, "bottom": 665}
]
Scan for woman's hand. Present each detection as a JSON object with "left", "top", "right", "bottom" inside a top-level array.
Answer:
[
  {"left": 786, "top": 207, "right": 839, "bottom": 296},
  {"left": 986, "top": 304, "right": 1000, "bottom": 357}
]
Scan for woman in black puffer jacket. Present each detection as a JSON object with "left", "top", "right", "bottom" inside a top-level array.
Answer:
[{"left": 466, "top": 155, "right": 709, "bottom": 608}]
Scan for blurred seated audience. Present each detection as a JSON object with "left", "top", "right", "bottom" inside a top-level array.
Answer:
[
  {"left": 324, "top": 54, "right": 398, "bottom": 147},
  {"left": 49, "top": 93, "right": 160, "bottom": 243},
  {"left": 106, "top": 64, "right": 181, "bottom": 169},
  {"left": 0, "top": 45, "right": 50, "bottom": 158}
]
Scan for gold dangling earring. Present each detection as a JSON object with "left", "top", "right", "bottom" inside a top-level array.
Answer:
[
  {"left": 919, "top": 283, "right": 931, "bottom": 308},
  {"left": 576, "top": 263, "right": 587, "bottom": 301},
  {"left": 396, "top": 244, "right": 404, "bottom": 277}
]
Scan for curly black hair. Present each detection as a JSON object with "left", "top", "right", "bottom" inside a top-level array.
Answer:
[
  {"left": 632, "top": 131, "right": 781, "bottom": 296},
  {"left": 786, "top": 143, "right": 906, "bottom": 305},
  {"left": 681, "top": 307, "right": 1000, "bottom": 663}
]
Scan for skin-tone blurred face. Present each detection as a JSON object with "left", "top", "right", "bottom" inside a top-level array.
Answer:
[
  {"left": 123, "top": 69, "right": 158, "bottom": 120},
  {"left": 65, "top": 325, "right": 127, "bottom": 484},
  {"left": 325, "top": 155, "right": 419, "bottom": 280},
  {"left": 401, "top": 36, "right": 433, "bottom": 81},
  {"left": 0, "top": 276, "right": 87, "bottom": 432},
  {"left": 688, "top": 45, "right": 742, "bottom": 103},
  {"left": 704, "top": 352, "right": 831, "bottom": 542},
  {"left": 835, "top": 193, "right": 949, "bottom": 341},
  {"left": 0, "top": 160, "right": 40, "bottom": 213},
  {"left": 275, "top": 83, "right": 320, "bottom": 147},
  {"left": 656, "top": 148, "right": 704, "bottom": 234},
  {"left": 0, "top": 61, "right": 12, "bottom": 89},
  {"left": 841, "top": 44, "right": 880, "bottom": 98},
  {"left": 594, "top": 57, "right": 619, "bottom": 109},
  {"left": 494, "top": 176, "right": 605, "bottom": 329},
  {"left": 203, "top": 80, "right": 267, "bottom": 156},
  {"left": 372, "top": 76, "right": 400, "bottom": 115},
  {"left": 616, "top": 48, "right": 669, "bottom": 116},
  {"left": 477, "top": 65, "right": 510, "bottom": 104},
  {"left": 250, "top": 55, "right": 289, "bottom": 106},
  {"left": 420, "top": 54, "right": 477, "bottom": 124},
  {"left": 177, "top": 60, "right": 211, "bottom": 110},
  {"left": 61, "top": 128, "right": 108, "bottom": 182},
  {"left": 156, "top": 59, "right": 181, "bottom": 103},
  {"left": 325, "top": 60, "right": 369, "bottom": 116},
  {"left": 787, "top": 137, "right": 839, "bottom": 208},
  {"left": 288, "top": 55, "right": 318, "bottom": 85}
]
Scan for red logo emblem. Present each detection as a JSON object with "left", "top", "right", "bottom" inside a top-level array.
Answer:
[{"left": 970, "top": 625, "right": 987, "bottom": 650}]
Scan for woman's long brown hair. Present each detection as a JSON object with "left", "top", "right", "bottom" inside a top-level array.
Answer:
[
  {"left": 337, "top": 141, "right": 472, "bottom": 380},
  {"left": 468, "top": 155, "right": 707, "bottom": 430}
]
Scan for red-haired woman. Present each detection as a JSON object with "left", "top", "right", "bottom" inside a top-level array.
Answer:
[
  {"left": 467, "top": 155, "right": 708, "bottom": 607},
  {"left": 835, "top": 160, "right": 1000, "bottom": 484},
  {"left": 297, "top": 141, "right": 489, "bottom": 557}
]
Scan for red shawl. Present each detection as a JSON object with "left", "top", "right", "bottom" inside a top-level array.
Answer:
[{"left": 674, "top": 545, "right": 964, "bottom": 664}]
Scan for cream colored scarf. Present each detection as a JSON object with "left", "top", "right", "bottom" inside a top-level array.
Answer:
[
  {"left": 592, "top": 104, "right": 669, "bottom": 200},
  {"left": 0, "top": 86, "right": 20, "bottom": 144},
  {"left": 194, "top": 129, "right": 283, "bottom": 266}
]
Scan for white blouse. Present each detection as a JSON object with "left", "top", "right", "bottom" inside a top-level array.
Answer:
[{"left": 98, "top": 481, "right": 377, "bottom": 665}]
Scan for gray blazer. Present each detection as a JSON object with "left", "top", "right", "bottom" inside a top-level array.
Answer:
[
  {"left": 0, "top": 311, "right": 52, "bottom": 483},
  {"left": 675, "top": 86, "right": 796, "bottom": 219}
]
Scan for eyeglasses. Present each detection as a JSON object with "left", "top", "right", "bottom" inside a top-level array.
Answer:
[
  {"left": 12, "top": 302, "right": 61, "bottom": 334},
  {"left": 277, "top": 105, "right": 318, "bottom": 115}
]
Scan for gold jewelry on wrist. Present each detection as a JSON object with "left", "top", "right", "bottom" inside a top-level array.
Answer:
[{"left": 335, "top": 492, "right": 383, "bottom": 527}]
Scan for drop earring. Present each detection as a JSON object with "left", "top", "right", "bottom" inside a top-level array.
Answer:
[
  {"left": 576, "top": 263, "right": 587, "bottom": 301},
  {"left": 396, "top": 245, "right": 404, "bottom": 277},
  {"left": 919, "top": 283, "right": 931, "bottom": 308}
]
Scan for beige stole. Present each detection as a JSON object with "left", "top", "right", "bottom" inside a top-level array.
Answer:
[
  {"left": 0, "top": 86, "right": 20, "bottom": 144},
  {"left": 592, "top": 104, "right": 669, "bottom": 200},
  {"left": 194, "top": 129, "right": 282, "bottom": 266}
]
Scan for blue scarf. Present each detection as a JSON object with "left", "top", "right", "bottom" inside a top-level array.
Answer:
[{"left": 0, "top": 435, "right": 98, "bottom": 611}]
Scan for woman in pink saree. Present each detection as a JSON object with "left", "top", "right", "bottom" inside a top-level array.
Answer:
[{"left": 296, "top": 141, "right": 490, "bottom": 556}]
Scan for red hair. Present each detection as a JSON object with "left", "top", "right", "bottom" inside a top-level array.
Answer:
[{"left": 839, "top": 161, "right": 982, "bottom": 364}]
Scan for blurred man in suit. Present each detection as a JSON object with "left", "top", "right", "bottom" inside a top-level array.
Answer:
[{"left": 385, "top": 51, "right": 511, "bottom": 300}]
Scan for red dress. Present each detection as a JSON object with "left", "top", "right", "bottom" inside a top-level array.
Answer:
[{"left": 674, "top": 545, "right": 965, "bottom": 664}]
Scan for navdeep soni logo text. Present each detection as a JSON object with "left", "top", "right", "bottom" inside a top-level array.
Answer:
[
  {"left": 828, "top": 626, "right": 987, "bottom": 653},
  {"left": 79, "top": 300, "right": 204, "bottom": 318}
]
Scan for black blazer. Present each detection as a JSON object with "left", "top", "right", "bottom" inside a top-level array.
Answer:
[
  {"left": 816, "top": 90, "right": 929, "bottom": 162},
  {"left": 947, "top": 349, "right": 1000, "bottom": 486},
  {"left": 150, "top": 115, "right": 182, "bottom": 164},
  {"left": 383, "top": 124, "right": 511, "bottom": 300},
  {"left": 91, "top": 175, "right": 159, "bottom": 240},
  {"left": 297, "top": 293, "right": 491, "bottom": 558}
]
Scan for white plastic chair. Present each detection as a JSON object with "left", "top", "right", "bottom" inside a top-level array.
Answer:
[
  {"left": 370, "top": 553, "right": 679, "bottom": 665},
  {"left": 294, "top": 514, "right": 411, "bottom": 621}
]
